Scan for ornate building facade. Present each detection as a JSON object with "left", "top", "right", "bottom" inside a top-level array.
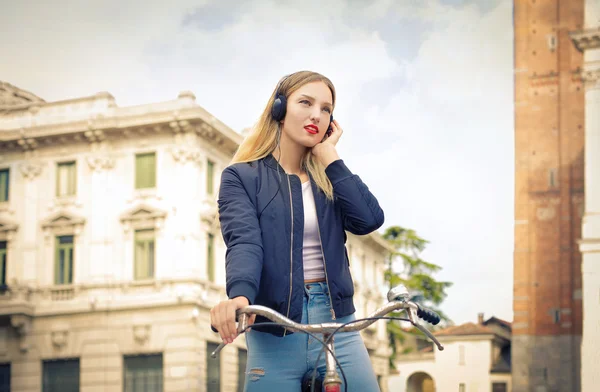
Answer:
[
  {"left": 0, "top": 82, "right": 392, "bottom": 391},
  {"left": 570, "top": 1, "right": 600, "bottom": 390}
]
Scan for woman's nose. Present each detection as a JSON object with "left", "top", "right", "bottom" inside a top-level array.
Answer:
[{"left": 310, "top": 109, "right": 321, "bottom": 123}]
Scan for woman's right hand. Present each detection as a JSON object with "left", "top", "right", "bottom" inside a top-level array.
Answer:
[{"left": 210, "top": 296, "right": 255, "bottom": 344}]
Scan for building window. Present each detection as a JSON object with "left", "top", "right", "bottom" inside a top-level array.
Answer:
[
  {"left": 207, "top": 342, "right": 220, "bottom": 392},
  {"left": 492, "top": 382, "right": 507, "bottom": 392},
  {"left": 43, "top": 359, "right": 79, "bottom": 392},
  {"left": 459, "top": 383, "right": 466, "bottom": 392},
  {"left": 56, "top": 162, "right": 77, "bottom": 197},
  {"left": 0, "top": 169, "right": 9, "bottom": 202},
  {"left": 549, "top": 168, "right": 557, "bottom": 188},
  {"left": 458, "top": 345, "right": 465, "bottom": 365},
  {"left": 134, "top": 229, "right": 155, "bottom": 280},
  {"left": 0, "top": 363, "right": 9, "bottom": 392},
  {"left": 206, "top": 159, "right": 214, "bottom": 195},
  {"left": 237, "top": 348, "right": 247, "bottom": 392},
  {"left": 55, "top": 236, "right": 74, "bottom": 285},
  {"left": 124, "top": 354, "right": 163, "bottom": 392},
  {"left": 0, "top": 242, "right": 6, "bottom": 286},
  {"left": 553, "top": 309, "right": 561, "bottom": 323},
  {"left": 135, "top": 153, "right": 156, "bottom": 189},
  {"left": 207, "top": 233, "right": 215, "bottom": 282}
]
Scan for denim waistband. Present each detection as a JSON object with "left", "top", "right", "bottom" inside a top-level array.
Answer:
[{"left": 304, "top": 281, "right": 329, "bottom": 295}]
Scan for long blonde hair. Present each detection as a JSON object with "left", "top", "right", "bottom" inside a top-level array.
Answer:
[{"left": 231, "top": 70, "right": 336, "bottom": 200}]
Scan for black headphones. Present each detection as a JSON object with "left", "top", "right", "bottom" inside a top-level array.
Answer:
[{"left": 271, "top": 75, "right": 334, "bottom": 136}]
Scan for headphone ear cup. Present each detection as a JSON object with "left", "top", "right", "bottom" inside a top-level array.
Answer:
[{"left": 271, "top": 94, "right": 287, "bottom": 122}]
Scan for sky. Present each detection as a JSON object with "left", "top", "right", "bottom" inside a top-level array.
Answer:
[{"left": 0, "top": 0, "right": 515, "bottom": 325}]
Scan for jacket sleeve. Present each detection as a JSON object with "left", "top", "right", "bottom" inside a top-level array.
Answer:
[
  {"left": 217, "top": 166, "right": 263, "bottom": 304},
  {"left": 325, "top": 159, "right": 385, "bottom": 235}
]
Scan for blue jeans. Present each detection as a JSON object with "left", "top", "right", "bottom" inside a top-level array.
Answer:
[{"left": 243, "top": 282, "right": 380, "bottom": 391}]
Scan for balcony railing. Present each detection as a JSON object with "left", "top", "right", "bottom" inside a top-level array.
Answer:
[{"left": 0, "top": 278, "right": 228, "bottom": 317}]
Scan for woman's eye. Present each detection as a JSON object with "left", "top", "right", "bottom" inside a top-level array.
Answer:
[
  {"left": 322, "top": 107, "right": 331, "bottom": 114},
  {"left": 300, "top": 100, "right": 310, "bottom": 105}
]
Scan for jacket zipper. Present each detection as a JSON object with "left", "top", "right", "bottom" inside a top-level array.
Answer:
[
  {"left": 284, "top": 175, "right": 294, "bottom": 336},
  {"left": 315, "top": 199, "right": 336, "bottom": 320}
]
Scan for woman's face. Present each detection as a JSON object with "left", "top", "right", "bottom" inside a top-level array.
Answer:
[{"left": 280, "top": 81, "right": 333, "bottom": 148}]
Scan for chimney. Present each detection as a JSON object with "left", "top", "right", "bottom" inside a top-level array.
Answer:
[{"left": 478, "top": 312, "right": 484, "bottom": 324}]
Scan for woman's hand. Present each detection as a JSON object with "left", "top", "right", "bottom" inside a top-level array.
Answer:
[
  {"left": 311, "top": 119, "right": 342, "bottom": 167},
  {"left": 210, "top": 296, "right": 256, "bottom": 344}
]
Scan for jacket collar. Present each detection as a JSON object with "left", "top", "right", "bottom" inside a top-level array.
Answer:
[{"left": 263, "top": 153, "right": 283, "bottom": 172}]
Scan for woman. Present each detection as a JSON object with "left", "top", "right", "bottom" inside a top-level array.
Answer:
[{"left": 210, "top": 70, "right": 384, "bottom": 391}]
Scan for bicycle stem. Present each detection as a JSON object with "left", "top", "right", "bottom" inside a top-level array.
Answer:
[{"left": 322, "top": 333, "right": 342, "bottom": 389}]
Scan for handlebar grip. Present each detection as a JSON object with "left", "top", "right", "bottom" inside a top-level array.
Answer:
[{"left": 416, "top": 305, "right": 441, "bottom": 325}]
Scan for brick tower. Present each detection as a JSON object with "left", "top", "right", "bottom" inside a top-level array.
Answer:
[{"left": 513, "top": 1, "right": 585, "bottom": 391}]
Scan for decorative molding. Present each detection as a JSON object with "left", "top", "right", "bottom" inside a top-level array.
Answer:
[
  {"left": 170, "top": 146, "right": 202, "bottom": 165},
  {"left": 17, "top": 137, "right": 37, "bottom": 151},
  {"left": 19, "top": 162, "right": 43, "bottom": 180},
  {"left": 120, "top": 203, "right": 167, "bottom": 233},
  {"left": 199, "top": 198, "right": 218, "bottom": 226},
  {"left": 10, "top": 314, "right": 31, "bottom": 352},
  {"left": 169, "top": 119, "right": 192, "bottom": 133},
  {"left": 133, "top": 324, "right": 151, "bottom": 344},
  {"left": 41, "top": 210, "right": 86, "bottom": 239},
  {"left": 51, "top": 329, "right": 69, "bottom": 349},
  {"left": 582, "top": 68, "right": 600, "bottom": 90},
  {"left": 50, "top": 196, "right": 83, "bottom": 210},
  {"left": 83, "top": 129, "right": 106, "bottom": 143},
  {"left": 0, "top": 218, "right": 18, "bottom": 242},
  {"left": 196, "top": 122, "right": 225, "bottom": 145},
  {"left": 570, "top": 27, "right": 600, "bottom": 52},
  {"left": 0, "top": 81, "right": 44, "bottom": 110},
  {"left": 86, "top": 154, "right": 115, "bottom": 172}
]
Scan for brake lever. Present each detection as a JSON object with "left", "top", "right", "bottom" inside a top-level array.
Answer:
[
  {"left": 210, "top": 313, "right": 250, "bottom": 358},
  {"left": 406, "top": 305, "right": 444, "bottom": 351}
]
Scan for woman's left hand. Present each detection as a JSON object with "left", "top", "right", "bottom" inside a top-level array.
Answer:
[{"left": 311, "top": 119, "right": 342, "bottom": 166}]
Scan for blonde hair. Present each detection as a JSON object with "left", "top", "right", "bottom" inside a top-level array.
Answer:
[{"left": 230, "top": 70, "right": 336, "bottom": 200}]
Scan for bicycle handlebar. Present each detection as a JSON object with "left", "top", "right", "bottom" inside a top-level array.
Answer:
[{"left": 210, "top": 287, "right": 444, "bottom": 358}]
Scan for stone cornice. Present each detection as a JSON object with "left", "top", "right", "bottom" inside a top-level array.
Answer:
[
  {"left": 0, "top": 106, "right": 242, "bottom": 155},
  {"left": 0, "top": 218, "right": 18, "bottom": 242},
  {"left": 350, "top": 232, "right": 396, "bottom": 257},
  {"left": 570, "top": 27, "right": 600, "bottom": 52},
  {"left": 0, "top": 81, "right": 45, "bottom": 111},
  {"left": 582, "top": 68, "right": 600, "bottom": 89},
  {"left": 579, "top": 238, "right": 600, "bottom": 253}
]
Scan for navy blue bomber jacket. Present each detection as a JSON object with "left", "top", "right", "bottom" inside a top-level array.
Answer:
[{"left": 217, "top": 154, "right": 385, "bottom": 336}]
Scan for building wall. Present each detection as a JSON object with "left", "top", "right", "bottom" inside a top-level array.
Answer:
[
  {"left": 577, "top": 0, "right": 600, "bottom": 390},
  {"left": 513, "top": 0, "right": 585, "bottom": 390},
  {"left": 0, "top": 89, "right": 392, "bottom": 391},
  {"left": 389, "top": 337, "right": 508, "bottom": 392}
]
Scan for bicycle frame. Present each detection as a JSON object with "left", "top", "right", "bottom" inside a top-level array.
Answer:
[{"left": 211, "top": 286, "right": 444, "bottom": 392}]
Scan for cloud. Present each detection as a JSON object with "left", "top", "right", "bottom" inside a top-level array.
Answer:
[
  {"left": 338, "top": 0, "right": 515, "bottom": 323},
  {"left": 0, "top": 0, "right": 203, "bottom": 103}
]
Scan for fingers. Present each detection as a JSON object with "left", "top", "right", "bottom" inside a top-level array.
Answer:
[
  {"left": 210, "top": 300, "right": 239, "bottom": 345},
  {"left": 328, "top": 120, "right": 343, "bottom": 143}
]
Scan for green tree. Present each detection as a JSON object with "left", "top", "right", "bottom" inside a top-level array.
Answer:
[{"left": 382, "top": 225, "right": 453, "bottom": 369}]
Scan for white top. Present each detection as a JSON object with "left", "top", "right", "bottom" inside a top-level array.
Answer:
[{"left": 302, "top": 181, "right": 326, "bottom": 280}]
